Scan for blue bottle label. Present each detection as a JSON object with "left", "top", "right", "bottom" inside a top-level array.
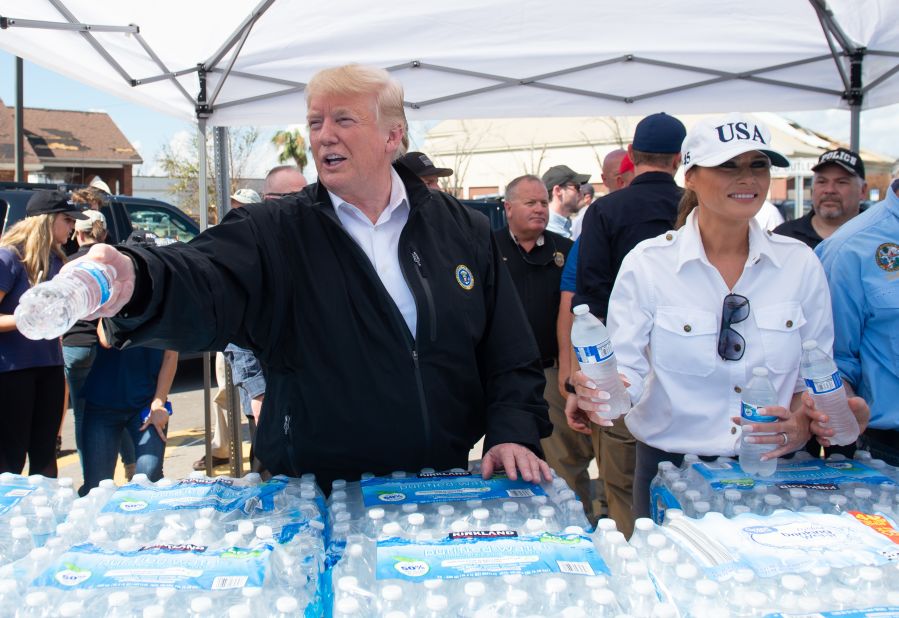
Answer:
[
  {"left": 76, "top": 263, "right": 112, "bottom": 305},
  {"left": 574, "top": 339, "right": 613, "bottom": 364},
  {"left": 740, "top": 401, "right": 778, "bottom": 423},
  {"left": 805, "top": 372, "right": 842, "bottom": 395}
]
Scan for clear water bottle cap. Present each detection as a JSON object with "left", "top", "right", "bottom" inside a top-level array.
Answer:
[
  {"left": 26, "top": 592, "right": 48, "bottom": 607},
  {"left": 382, "top": 522, "right": 403, "bottom": 536},
  {"left": 859, "top": 566, "right": 882, "bottom": 581},
  {"left": 626, "top": 562, "right": 648, "bottom": 577},
  {"left": 381, "top": 584, "right": 403, "bottom": 601},
  {"left": 789, "top": 488, "right": 807, "bottom": 498},
  {"left": 335, "top": 597, "right": 360, "bottom": 613},
  {"left": 781, "top": 574, "right": 805, "bottom": 591},
  {"left": 538, "top": 505, "right": 555, "bottom": 518},
  {"left": 724, "top": 489, "right": 742, "bottom": 501},
  {"left": 407, "top": 513, "right": 425, "bottom": 526},
  {"left": 676, "top": 563, "right": 698, "bottom": 579},
  {"left": 733, "top": 568, "right": 755, "bottom": 584},
  {"left": 332, "top": 479, "right": 347, "bottom": 491},
  {"left": 57, "top": 477, "right": 74, "bottom": 487},
  {"left": 402, "top": 503, "right": 419, "bottom": 513},
  {"left": 425, "top": 595, "right": 448, "bottom": 611},
  {"left": 438, "top": 504, "right": 455, "bottom": 516},
  {"left": 99, "top": 478, "right": 116, "bottom": 489},
  {"left": 752, "top": 367, "right": 769, "bottom": 377},
  {"left": 347, "top": 543, "right": 364, "bottom": 557},
  {"left": 591, "top": 588, "right": 616, "bottom": 604},
  {"left": 854, "top": 487, "right": 872, "bottom": 499},
  {"left": 227, "top": 605, "right": 251, "bottom": 618},
  {"left": 545, "top": 577, "right": 567, "bottom": 593},
  {"left": 131, "top": 473, "right": 150, "bottom": 484},
  {"left": 241, "top": 587, "right": 261, "bottom": 598},
  {"left": 764, "top": 494, "right": 782, "bottom": 505},
  {"left": 658, "top": 549, "right": 678, "bottom": 565},
  {"left": 563, "top": 525, "right": 584, "bottom": 534},
  {"left": 597, "top": 518, "right": 618, "bottom": 532},
  {"left": 561, "top": 607, "right": 587, "bottom": 618},
  {"left": 617, "top": 546, "right": 637, "bottom": 562},
  {"left": 109, "top": 591, "right": 130, "bottom": 607},
  {"left": 506, "top": 589, "right": 528, "bottom": 606},
  {"left": 745, "top": 591, "right": 768, "bottom": 607},
  {"left": 238, "top": 520, "right": 255, "bottom": 536},
  {"left": 58, "top": 601, "right": 85, "bottom": 617},
  {"left": 255, "top": 525, "right": 274, "bottom": 539},
  {"left": 634, "top": 579, "right": 655, "bottom": 595},
  {"left": 502, "top": 574, "right": 523, "bottom": 585},
  {"left": 472, "top": 508, "right": 489, "bottom": 521},
  {"left": 647, "top": 533, "right": 667, "bottom": 549},
  {"left": 802, "top": 339, "right": 818, "bottom": 351},
  {"left": 276, "top": 597, "right": 299, "bottom": 613},
  {"left": 337, "top": 575, "right": 358, "bottom": 591},
  {"left": 143, "top": 606, "right": 166, "bottom": 618},
  {"left": 695, "top": 579, "right": 719, "bottom": 595},
  {"left": 832, "top": 587, "right": 855, "bottom": 603},
  {"left": 634, "top": 518, "right": 654, "bottom": 531},
  {"left": 465, "top": 581, "right": 487, "bottom": 597},
  {"left": 368, "top": 507, "right": 386, "bottom": 520},
  {"left": 423, "top": 579, "right": 443, "bottom": 591},
  {"left": 573, "top": 304, "right": 590, "bottom": 316}
]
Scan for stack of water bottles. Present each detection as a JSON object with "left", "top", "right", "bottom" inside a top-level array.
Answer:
[
  {"left": 622, "top": 512, "right": 899, "bottom": 616},
  {"left": 0, "top": 471, "right": 327, "bottom": 617},
  {"left": 325, "top": 463, "right": 642, "bottom": 617}
]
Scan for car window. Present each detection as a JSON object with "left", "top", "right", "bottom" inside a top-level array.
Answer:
[{"left": 124, "top": 203, "right": 197, "bottom": 244}]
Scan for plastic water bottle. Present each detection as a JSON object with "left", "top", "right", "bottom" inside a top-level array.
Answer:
[
  {"left": 800, "top": 340, "right": 859, "bottom": 446},
  {"left": 739, "top": 367, "right": 779, "bottom": 477},
  {"left": 14, "top": 260, "right": 118, "bottom": 340},
  {"left": 570, "top": 304, "right": 630, "bottom": 420}
]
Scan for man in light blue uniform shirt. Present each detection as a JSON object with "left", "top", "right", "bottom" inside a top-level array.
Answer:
[{"left": 817, "top": 178, "right": 899, "bottom": 465}]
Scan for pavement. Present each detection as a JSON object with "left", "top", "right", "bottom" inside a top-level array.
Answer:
[{"left": 52, "top": 358, "right": 599, "bottom": 494}]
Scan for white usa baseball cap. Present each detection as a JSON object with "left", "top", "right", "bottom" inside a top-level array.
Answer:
[{"left": 682, "top": 113, "right": 790, "bottom": 172}]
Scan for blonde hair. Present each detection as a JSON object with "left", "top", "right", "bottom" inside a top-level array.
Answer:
[
  {"left": 0, "top": 214, "right": 66, "bottom": 285},
  {"left": 306, "top": 64, "right": 409, "bottom": 159}
]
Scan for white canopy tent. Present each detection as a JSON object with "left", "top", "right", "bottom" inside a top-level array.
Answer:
[{"left": 2, "top": 0, "right": 898, "bottom": 473}]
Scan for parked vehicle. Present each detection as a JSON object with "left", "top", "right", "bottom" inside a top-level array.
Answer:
[{"left": 1, "top": 182, "right": 199, "bottom": 244}]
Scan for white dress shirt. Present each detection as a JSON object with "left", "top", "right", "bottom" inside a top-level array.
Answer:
[
  {"left": 546, "top": 210, "right": 572, "bottom": 239},
  {"left": 754, "top": 200, "right": 785, "bottom": 231},
  {"left": 329, "top": 168, "right": 417, "bottom": 337},
  {"left": 608, "top": 210, "right": 834, "bottom": 456}
]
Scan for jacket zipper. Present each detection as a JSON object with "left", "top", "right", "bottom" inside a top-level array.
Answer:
[
  {"left": 282, "top": 413, "right": 301, "bottom": 477},
  {"left": 411, "top": 249, "right": 438, "bottom": 343},
  {"left": 411, "top": 348, "right": 432, "bottom": 455}
]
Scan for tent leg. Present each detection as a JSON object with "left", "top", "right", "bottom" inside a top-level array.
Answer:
[
  {"left": 849, "top": 104, "right": 860, "bottom": 153},
  {"left": 197, "top": 119, "right": 215, "bottom": 477}
]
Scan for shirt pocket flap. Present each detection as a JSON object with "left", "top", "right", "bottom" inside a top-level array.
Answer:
[
  {"left": 754, "top": 302, "right": 806, "bottom": 333},
  {"left": 655, "top": 306, "right": 718, "bottom": 337}
]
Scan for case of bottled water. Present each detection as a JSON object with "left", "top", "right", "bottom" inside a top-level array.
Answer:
[
  {"left": 649, "top": 451, "right": 899, "bottom": 524},
  {"left": 0, "top": 472, "right": 327, "bottom": 617}
]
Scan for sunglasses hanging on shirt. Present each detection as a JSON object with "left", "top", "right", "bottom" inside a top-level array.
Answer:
[{"left": 718, "top": 293, "right": 749, "bottom": 361}]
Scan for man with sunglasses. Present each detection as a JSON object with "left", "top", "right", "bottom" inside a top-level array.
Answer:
[
  {"left": 262, "top": 165, "right": 308, "bottom": 200},
  {"left": 495, "top": 175, "right": 586, "bottom": 517},
  {"left": 542, "top": 165, "right": 591, "bottom": 239}
]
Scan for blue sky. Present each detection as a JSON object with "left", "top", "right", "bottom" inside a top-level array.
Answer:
[{"left": 3, "top": 50, "right": 898, "bottom": 179}]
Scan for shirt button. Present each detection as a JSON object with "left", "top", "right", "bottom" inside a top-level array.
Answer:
[
  {"left": 731, "top": 427, "right": 738, "bottom": 435},
  {"left": 665, "top": 233, "right": 673, "bottom": 241},
  {"left": 734, "top": 386, "right": 742, "bottom": 394},
  {"left": 786, "top": 320, "right": 793, "bottom": 328},
  {"left": 683, "top": 324, "right": 692, "bottom": 332}
]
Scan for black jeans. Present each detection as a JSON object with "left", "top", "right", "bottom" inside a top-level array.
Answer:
[{"left": 0, "top": 365, "right": 65, "bottom": 476}]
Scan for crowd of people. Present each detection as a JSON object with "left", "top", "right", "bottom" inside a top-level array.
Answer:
[{"left": 0, "top": 64, "right": 894, "bottom": 535}]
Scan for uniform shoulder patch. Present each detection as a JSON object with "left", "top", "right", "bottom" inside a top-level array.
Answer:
[{"left": 875, "top": 242, "right": 899, "bottom": 272}]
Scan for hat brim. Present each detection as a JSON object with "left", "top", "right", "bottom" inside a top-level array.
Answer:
[
  {"left": 686, "top": 145, "right": 790, "bottom": 171},
  {"left": 64, "top": 207, "right": 89, "bottom": 220},
  {"left": 417, "top": 166, "right": 453, "bottom": 177},
  {"left": 572, "top": 173, "right": 591, "bottom": 185},
  {"left": 230, "top": 196, "right": 254, "bottom": 204},
  {"left": 811, "top": 160, "right": 863, "bottom": 179}
]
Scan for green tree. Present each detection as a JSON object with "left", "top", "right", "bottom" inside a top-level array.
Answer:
[
  {"left": 158, "top": 126, "right": 260, "bottom": 224},
  {"left": 271, "top": 129, "right": 308, "bottom": 172}
]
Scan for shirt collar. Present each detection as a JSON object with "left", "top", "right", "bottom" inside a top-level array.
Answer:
[
  {"left": 548, "top": 210, "right": 571, "bottom": 234},
  {"left": 509, "top": 228, "right": 545, "bottom": 247},
  {"left": 676, "top": 208, "right": 782, "bottom": 272},
  {"left": 886, "top": 178, "right": 899, "bottom": 219},
  {"left": 328, "top": 167, "right": 409, "bottom": 225}
]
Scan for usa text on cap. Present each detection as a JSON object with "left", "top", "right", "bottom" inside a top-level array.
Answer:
[{"left": 681, "top": 113, "right": 790, "bottom": 172}]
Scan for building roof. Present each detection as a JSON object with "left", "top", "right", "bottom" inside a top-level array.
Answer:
[{"left": 0, "top": 98, "right": 142, "bottom": 168}]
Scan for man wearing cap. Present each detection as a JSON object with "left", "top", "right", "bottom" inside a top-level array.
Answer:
[
  {"left": 398, "top": 151, "right": 453, "bottom": 190},
  {"left": 230, "top": 188, "right": 261, "bottom": 210},
  {"left": 570, "top": 112, "right": 686, "bottom": 536},
  {"left": 817, "top": 176, "right": 899, "bottom": 466},
  {"left": 775, "top": 148, "right": 868, "bottom": 249},
  {"left": 262, "top": 166, "right": 308, "bottom": 200},
  {"left": 542, "top": 165, "right": 591, "bottom": 239}
]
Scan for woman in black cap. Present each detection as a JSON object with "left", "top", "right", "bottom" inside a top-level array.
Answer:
[{"left": 0, "top": 190, "right": 86, "bottom": 476}]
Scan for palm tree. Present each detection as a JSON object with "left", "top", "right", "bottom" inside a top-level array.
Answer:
[{"left": 271, "top": 129, "right": 308, "bottom": 172}]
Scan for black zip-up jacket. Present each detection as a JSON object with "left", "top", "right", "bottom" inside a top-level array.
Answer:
[{"left": 105, "top": 165, "right": 551, "bottom": 487}]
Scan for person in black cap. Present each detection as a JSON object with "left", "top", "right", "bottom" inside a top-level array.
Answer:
[
  {"left": 569, "top": 111, "right": 686, "bottom": 537},
  {"left": 0, "top": 190, "right": 87, "bottom": 476},
  {"left": 774, "top": 147, "right": 867, "bottom": 249},
  {"left": 397, "top": 151, "right": 453, "bottom": 190},
  {"left": 541, "top": 165, "right": 591, "bottom": 239}
]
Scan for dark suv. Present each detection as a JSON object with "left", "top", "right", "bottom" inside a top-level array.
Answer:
[{"left": 0, "top": 182, "right": 200, "bottom": 244}]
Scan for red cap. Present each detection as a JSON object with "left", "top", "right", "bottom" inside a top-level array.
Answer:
[{"left": 618, "top": 154, "right": 634, "bottom": 174}]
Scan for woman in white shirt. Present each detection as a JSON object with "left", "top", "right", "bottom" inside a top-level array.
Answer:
[{"left": 567, "top": 114, "right": 868, "bottom": 518}]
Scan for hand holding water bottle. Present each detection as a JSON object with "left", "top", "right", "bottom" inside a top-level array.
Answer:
[
  {"left": 14, "top": 244, "right": 135, "bottom": 340},
  {"left": 565, "top": 371, "right": 631, "bottom": 433},
  {"left": 803, "top": 389, "right": 870, "bottom": 447},
  {"left": 66, "top": 244, "right": 136, "bottom": 319}
]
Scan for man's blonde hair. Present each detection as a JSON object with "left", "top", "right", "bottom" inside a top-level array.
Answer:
[
  {"left": 0, "top": 214, "right": 66, "bottom": 285},
  {"left": 306, "top": 64, "right": 409, "bottom": 159}
]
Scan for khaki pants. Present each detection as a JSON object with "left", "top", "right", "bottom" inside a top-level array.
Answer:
[
  {"left": 541, "top": 367, "right": 597, "bottom": 522},
  {"left": 592, "top": 415, "right": 636, "bottom": 538}
]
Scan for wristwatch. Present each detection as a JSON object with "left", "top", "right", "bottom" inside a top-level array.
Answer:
[{"left": 564, "top": 378, "right": 576, "bottom": 395}]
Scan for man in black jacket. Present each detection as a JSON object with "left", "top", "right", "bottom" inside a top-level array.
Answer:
[{"left": 69, "top": 65, "right": 553, "bottom": 488}]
